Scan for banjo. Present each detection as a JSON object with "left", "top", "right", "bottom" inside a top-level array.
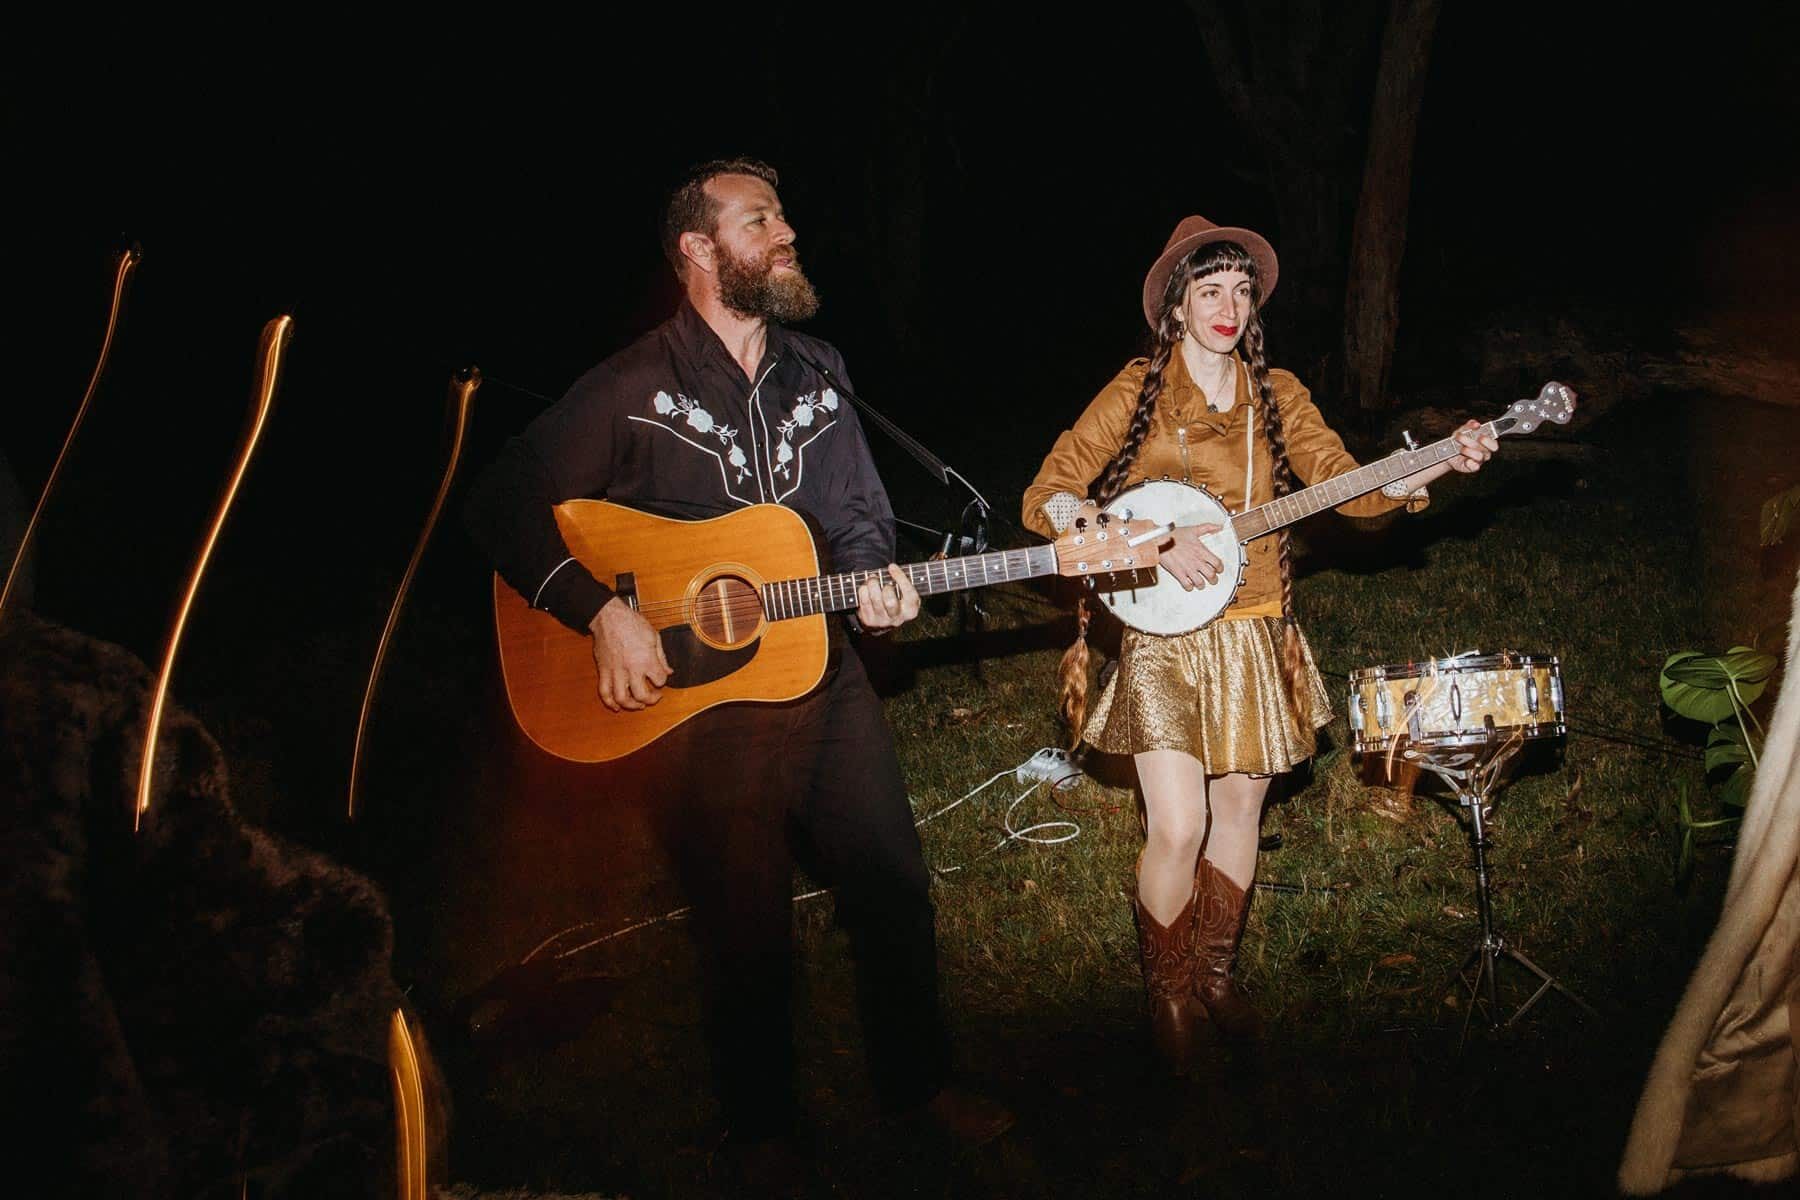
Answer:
[{"left": 1089, "top": 382, "right": 1576, "bottom": 635}]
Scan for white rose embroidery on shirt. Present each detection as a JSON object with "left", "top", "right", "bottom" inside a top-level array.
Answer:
[
  {"left": 652, "top": 390, "right": 748, "bottom": 482},
  {"left": 773, "top": 388, "right": 839, "bottom": 479}
]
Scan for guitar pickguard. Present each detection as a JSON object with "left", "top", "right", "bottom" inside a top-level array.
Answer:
[{"left": 659, "top": 623, "right": 760, "bottom": 688}]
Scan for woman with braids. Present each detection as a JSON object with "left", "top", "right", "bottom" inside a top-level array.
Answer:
[{"left": 1022, "top": 216, "right": 1498, "bottom": 1071}]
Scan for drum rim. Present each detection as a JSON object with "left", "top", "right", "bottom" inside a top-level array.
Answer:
[
  {"left": 1348, "top": 652, "right": 1561, "bottom": 681},
  {"left": 1351, "top": 719, "right": 1567, "bottom": 754}
]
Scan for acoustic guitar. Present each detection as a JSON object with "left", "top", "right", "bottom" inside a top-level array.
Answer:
[{"left": 494, "top": 501, "right": 1169, "bottom": 762}]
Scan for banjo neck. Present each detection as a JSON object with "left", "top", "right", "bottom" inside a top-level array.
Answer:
[{"left": 1230, "top": 417, "right": 1514, "bottom": 543}]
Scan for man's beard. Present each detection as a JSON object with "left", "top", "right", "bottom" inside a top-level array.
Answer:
[{"left": 716, "top": 243, "right": 820, "bottom": 323}]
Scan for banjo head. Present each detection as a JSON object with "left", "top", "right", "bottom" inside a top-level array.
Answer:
[{"left": 1098, "top": 479, "right": 1243, "bottom": 635}]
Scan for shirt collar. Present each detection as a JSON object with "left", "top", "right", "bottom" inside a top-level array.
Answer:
[
  {"left": 1164, "top": 345, "right": 1252, "bottom": 433},
  {"left": 670, "top": 298, "right": 787, "bottom": 382}
]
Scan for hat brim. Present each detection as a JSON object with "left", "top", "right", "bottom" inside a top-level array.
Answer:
[{"left": 1141, "top": 227, "right": 1279, "bottom": 331}]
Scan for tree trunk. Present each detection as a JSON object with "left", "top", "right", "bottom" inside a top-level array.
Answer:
[
  {"left": 1185, "top": 0, "right": 1385, "bottom": 396},
  {"left": 1343, "top": 0, "right": 1441, "bottom": 415}
]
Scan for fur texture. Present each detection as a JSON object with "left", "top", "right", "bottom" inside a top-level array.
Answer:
[
  {"left": 1619, "top": 569, "right": 1800, "bottom": 1192},
  {"left": 0, "top": 614, "right": 439, "bottom": 1198}
]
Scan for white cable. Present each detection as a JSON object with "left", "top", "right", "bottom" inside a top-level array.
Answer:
[
  {"left": 997, "top": 781, "right": 1081, "bottom": 848},
  {"left": 527, "top": 905, "right": 692, "bottom": 962},
  {"left": 912, "top": 766, "right": 1015, "bottom": 826},
  {"left": 528, "top": 749, "right": 1086, "bottom": 960},
  {"left": 532, "top": 886, "right": 835, "bottom": 962}
]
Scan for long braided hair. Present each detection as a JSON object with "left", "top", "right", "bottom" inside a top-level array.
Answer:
[
  {"left": 1234, "top": 269, "right": 1313, "bottom": 743},
  {"left": 1059, "top": 240, "right": 1312, "bottom": 746}
]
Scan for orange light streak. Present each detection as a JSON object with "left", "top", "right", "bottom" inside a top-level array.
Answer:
[
  {"left": 1, "top": 244, "right": 142, "bottom": 622},
  {"left": 135, "top": 315, "right": 292, "bottom": 832},
  {"left": 348, "top": 367, "right": 480, "bottom": 820},
  {"left": 388, "top": 1009, "right": 428, "bottom": 1200}
]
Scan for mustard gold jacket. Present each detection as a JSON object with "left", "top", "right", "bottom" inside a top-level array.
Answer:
[{"left": 1022, "top": 349, "right": 1416, "bottom": 616}]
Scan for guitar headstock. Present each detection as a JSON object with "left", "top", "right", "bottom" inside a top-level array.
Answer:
[
  {"left": 1052, "top": 514, "right": 1170, "bottom": 578},
  {"left": 1501, "top": 381, "right": 1578, "bottom": 434}
]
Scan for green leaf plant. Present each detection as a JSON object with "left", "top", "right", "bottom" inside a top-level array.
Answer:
[
  {"left": 1659, "top": 646, "right": 1776, "bottom": 883},
  {"left": 1761, "top": 483, "right": 1800, "bottom": 549}
]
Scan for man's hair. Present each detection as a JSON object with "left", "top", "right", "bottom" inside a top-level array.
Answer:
[{"left": 661, "top": 157, "right": 781, "bottom": 273}]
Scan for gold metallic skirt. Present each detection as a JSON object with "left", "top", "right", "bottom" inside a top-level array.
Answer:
[{"left": 1084, "top": 616, "right": 1332, "bottom": 775}]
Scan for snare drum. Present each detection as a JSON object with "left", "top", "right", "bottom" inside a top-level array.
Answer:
[{"left": 1347, "top": 652, "right": 1564, "bottom": 754}]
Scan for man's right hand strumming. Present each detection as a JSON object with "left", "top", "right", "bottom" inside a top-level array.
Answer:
[{"left": 589, "top": 597, "right": 673, "bottom": 712}]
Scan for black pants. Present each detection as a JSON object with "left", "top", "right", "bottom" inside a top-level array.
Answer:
[{"left": 654, "top": 641, "right": 950, "bottom": 1138}]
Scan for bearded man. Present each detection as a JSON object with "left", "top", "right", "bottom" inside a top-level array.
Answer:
[{"left": 464, "top": 158, "right": 1009, "bottom": 1183}]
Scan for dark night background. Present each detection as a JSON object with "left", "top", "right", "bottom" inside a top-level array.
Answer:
[
  {"left": 6, "top": 4, "right": 1800, "bottom": 1195},
  {"left": 9, "top": 4, "right": 1797, "bottom": 752},
  {"left": 9, "top": 6, "right": 1799, "bottom": 637}
]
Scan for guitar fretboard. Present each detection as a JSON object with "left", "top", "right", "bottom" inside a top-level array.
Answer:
[
  {"left": 1231, "top": 417, "right": 1514, "bottom": 541},
  {"left": 761, "top": 544, "right": 1060, "bottom": 621}
]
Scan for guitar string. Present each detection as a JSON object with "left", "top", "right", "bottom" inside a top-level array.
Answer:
[
  {"left": 613, "top": 573, "right": 1072, "bottom": 631},
  {"left": 1241, "top": 420, "right": 1500, "bottom": 534},
  {"left": 622, "top": 558, "right": 1054, "bottom": 622},
  {"left": 627, "top": 573, "right": 1013, "bottom": 617}
]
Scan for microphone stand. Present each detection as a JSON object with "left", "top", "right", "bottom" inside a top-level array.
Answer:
[
  {"left": 786, "top": 345, "right": 992, "bottom": 531},
  {"left": 788, "top": 345, "right": 994, "bottom": 677}
]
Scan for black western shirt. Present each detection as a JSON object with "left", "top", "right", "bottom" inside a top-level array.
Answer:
[{"left": 464, "top": 301, "right": 897, "bottom": 633}]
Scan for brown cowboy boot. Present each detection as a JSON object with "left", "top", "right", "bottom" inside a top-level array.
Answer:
[
  {"left": 1192, "top": 857, "right": 1264, "bottom": 1040},
  {"left": 1133, "top": 881, "right": 1202, "bottom": 1073}
]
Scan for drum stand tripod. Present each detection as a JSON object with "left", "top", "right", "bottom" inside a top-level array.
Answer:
[{"left": 1407, "top": 721, "right": 1596, "bottom": 1048}]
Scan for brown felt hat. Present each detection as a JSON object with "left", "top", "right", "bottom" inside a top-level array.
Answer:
[{"left": 1141, "top": 215, "right": 1279, "bottom": 330}]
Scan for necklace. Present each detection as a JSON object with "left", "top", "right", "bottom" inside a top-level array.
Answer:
[
  {"left": 1198, "top": 356, "right": 1235, "bottom": 412},
  {"left": 1178, "top": 334, "right": 1237, "bottom": 412}
]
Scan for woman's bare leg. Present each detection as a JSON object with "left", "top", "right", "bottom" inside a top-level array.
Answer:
[
  {"left": 1133, "top": 749, "right": 1209, "bottom": 922},
  {"left": 1200, "top": 772, "right": 1272, "bottom": 889}
]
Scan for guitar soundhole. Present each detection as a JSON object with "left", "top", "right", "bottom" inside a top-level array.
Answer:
[{"left": 692, "top": 574, "right": 765, "bottom": 647}]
